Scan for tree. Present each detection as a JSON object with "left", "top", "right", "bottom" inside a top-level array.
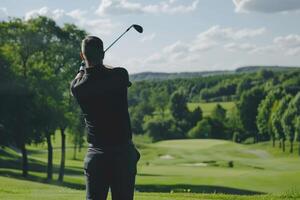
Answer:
[
  {"left": 0, "top": 16, "right": 87, "bottom": 180},
  {"left": 129, "top": 102, "right": 154, "bottom": 135},
  {"left": 150, "top": 87, "right": 169, "bottom": 117},
  {"left": 257, "top": 69, "right": 274, "bottom": 80},
  {"left": 170, "top": 91, "right": 189, "bottom": 121},
  {"left": 69, "top": 112, "right": 85, "bottom": 160},
  {"left": 271, "top": 95, "right": 292, "bottom": 152},
  {"left": 0, "top": 19, "right": 42, "bottom": 177},
  {"left": 188, "top": 118, "right": 212, "bottom": 139},
  {"left": 295, "top": 117, "right": 300, "bottom": 156},
  {"left": 238, "top": 87, "right": 265, "bottom": 143},
  {"left": 56, "top": 23, "right": 86, "bottom": 182},
  {"left": 257, "top": 89, "right": 284, "bottom": 146},
  {"left": 187, "top": 106, "right": 203, "bottom": 129},
  {"left": 143, "top": 117, "right": 180, "bottom": 141},
  {"left": 282, "top": 92, "right": 300, "bottom": 154},
  {"left": 227, "top": 105, "right": 244, "bottom": 141},
  {"left": 236, "top": 77, "right": 252, "bottom": 97},
  {"left": 211, "top": 104, "right": 226, "bottom": 121}
]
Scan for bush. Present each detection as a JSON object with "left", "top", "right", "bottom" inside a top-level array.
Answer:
[
  {"left": 187, "top": 118, "right": 212, "bottom": 139},
  {"left": 232, "top": 131, "right": 241, "bottom": 143},
  {"left": 143, "top": 117, "right": 181, "bottom": 142}
]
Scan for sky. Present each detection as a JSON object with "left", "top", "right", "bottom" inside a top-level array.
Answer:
[{"left": 1, "top": 0, "right": 300, "bottom": 74}]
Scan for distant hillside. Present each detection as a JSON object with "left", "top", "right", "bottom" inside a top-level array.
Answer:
[
  {"left": 235, "top": 66, "right": 299, "bottom": 73},
  {"left": 129, "top": 70, "right": 233, "bottom": 81},
  {"left": 129, "top": 66, "right": 299, "bottom": 81}
]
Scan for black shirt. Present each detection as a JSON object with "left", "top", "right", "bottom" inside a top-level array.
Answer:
[{"left": 70, "top": 66, "right": 132, "bottom": 146}]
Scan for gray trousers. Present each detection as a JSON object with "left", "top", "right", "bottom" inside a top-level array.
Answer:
[{"left": 84, "top": 142, "right": 140, "bottom": 200}]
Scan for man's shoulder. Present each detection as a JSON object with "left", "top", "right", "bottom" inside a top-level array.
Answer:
[
  {"left": 109, "top": 67, "right": 131, "bottom": 87},
  {"left": 110, "top": 67, "right": 128, "bottom": 76}
]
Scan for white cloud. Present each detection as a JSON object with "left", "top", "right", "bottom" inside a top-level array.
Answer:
[
  {"left": 96, "top": 0, "right": 199, "bottom": 15},
  {"left": 273, "top": 34, "right": 300, "bottom": 55},
  {"left": 25, "top": 7, "right": 117, "bottom": 35},
  {"left": 274, "top": 34, "right": 300, "bottom": 48},
  {"left": 190, "top": 26, "right": 265, "bottom": 52},
  {"left": 132, "top": 25, "right": 267, "bottom": 71},
  {"left": 140, "top": 33, "right": 156, "bottom": 42},
  {"left": 196, "top": 25, "right": 266, "bottom": 41},
  {"left": 66, "top": 9, "right": 117, "bottom": 35},
  {"left": 25, "top": 7, "right": 65, "bottom": 20},
  {"left": 0, "top": 7, "right": 8, "bottom": 20},
  {"left": 224, "top": 43, "right": 257, "bottom": 52},
  {"left": 66, "top": 9, "right": 86, "bottom": 20},
  {"left": 233, "top": 0, "right": 300, "bottom": 13},
  {"left": 250, "top": 34, "right": 300, "bottom": 56}
]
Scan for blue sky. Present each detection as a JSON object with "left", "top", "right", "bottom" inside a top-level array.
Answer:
[{"left": 1, "top": 0, "right": 300, "bottom": 73}]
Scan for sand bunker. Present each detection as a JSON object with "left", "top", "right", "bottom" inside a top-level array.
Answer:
[
  {"left": 180, "top": 163, "right": 208, "bottom": 167},
  {"left": 159, "top": 154, "right": 174, "bottom": 160}
]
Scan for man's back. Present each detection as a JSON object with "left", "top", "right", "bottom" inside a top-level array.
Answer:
[{"left": 71, "top": 66, "right": 132, "bottom": 146}]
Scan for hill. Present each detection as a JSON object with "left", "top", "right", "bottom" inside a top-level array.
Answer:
[
  {"left": 129, "top": 70, "right": 232, "bottom": 81},
  {"left": 129, "top": 66, "right": 299, "bottom": 81}
]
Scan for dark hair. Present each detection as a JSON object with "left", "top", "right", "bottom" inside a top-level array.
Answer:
[{"left": 81, "top": 36, "right": 104, "bottom": 65}]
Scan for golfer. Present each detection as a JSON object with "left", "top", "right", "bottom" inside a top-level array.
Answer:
[{"left": 70, "top": 36, "right": 140, "bottom": 200}]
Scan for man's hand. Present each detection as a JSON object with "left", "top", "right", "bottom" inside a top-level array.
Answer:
[{"left": 75, "top": 71, "right": 84, "bottom": 80}]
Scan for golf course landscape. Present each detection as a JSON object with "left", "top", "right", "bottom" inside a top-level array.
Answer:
[
  {"left": 1, "top": 7, "right": 300, "bottom": 199},
  {"left": 1, "top": 135, "right": 300, "bottom": 200}
]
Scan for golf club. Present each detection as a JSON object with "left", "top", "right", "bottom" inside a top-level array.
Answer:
[{"left": 104, "top": 24, "right": 143, "bottom": 53}]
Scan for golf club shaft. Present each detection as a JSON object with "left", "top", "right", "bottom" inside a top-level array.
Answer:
[{"left": 104, "top": 26, "right": 132, "bottom": 53}]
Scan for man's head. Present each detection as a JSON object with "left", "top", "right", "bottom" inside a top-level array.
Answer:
[{"left": 81, "top": 36, "right": 104, "bottom": 67}]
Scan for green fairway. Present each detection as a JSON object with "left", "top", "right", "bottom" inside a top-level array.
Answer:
[
  {"left": 1, "top": 137, "right": 300, "bottom": 199},
  {"left": 188, "top": 102, "right": 236, "bottom": 116}
]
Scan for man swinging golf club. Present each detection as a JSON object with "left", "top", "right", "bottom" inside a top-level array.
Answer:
[{"left": 70, "top": 25, "right": 142, "bottom": 200}]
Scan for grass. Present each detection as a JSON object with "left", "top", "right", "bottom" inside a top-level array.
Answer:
[
  {"left": 188, "top": 102, "right": 236, "bottom": 116},
  {"left": 0, "top": 176, "right": 299, "bottom": 200},
  {"left": 1, "top": 135, "right": 300, "bottom": 199}
]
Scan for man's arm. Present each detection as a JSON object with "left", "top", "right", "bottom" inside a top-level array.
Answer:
[{"left": 70, "top": 71, "right": 84, "bottom": 97}]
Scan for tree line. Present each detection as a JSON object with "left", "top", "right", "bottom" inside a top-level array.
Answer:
[
  {"left": 0, "top": 17, "right": 86, "bottom": 181},
  {"left": 128, "top": 69, "right": 300, "bottom": 155}
]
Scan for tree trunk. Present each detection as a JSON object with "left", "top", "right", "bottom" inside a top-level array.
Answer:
[
  {"left": 79, "top": 140, "right": 82, "bottom": 153},
  {"left": 20, "top": 143, "right": 28, "bottom": 177},
  {"left": 58, "top": 128, "right": 66, "bottom": 182},
  {"left": 46, "top": 133, "right": 53, "bottom": 181},
  {"left": 22, "top": 58, "right": 28, "bottom": 79},
  {"left": 272, "top": 137, "right": 275, "bottom": 148},
  {"left": 253, "top": 133, "right": 258, "bottom": 144},
  {"left": 282, "top": 139, "right": 285, "bottom": 152},
  {"left": 73, "top": 142, "right": 77, "bottom": 160},
  {"left": 298, "top": 141, "right": 300, "bottom": 156},
  {"left": 279, "top": 140, "right": 282, "bottom": 149},
  {"left": 290, "top": 140, "right": 293, "bottom": 154}
]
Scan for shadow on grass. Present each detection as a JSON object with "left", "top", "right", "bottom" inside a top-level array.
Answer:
[
  {"left": 0, "top": 148, "right": 264, "bottom": 195},
  {"left": 0, "top": 170, "right": 264, "bottom": 195},
  {"left": 135, "top": 184, "right": 265, "bottom": 195},
  {"left": 0, "top": 149, "right": 82, "bottom": 176},
  {"left": 0, "top": 170, "right": 85, "bottom": 190}
]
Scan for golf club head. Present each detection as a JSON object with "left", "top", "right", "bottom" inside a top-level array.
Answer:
[{"left": 132, "top": 24, "right": 143, "bottom": 33}]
